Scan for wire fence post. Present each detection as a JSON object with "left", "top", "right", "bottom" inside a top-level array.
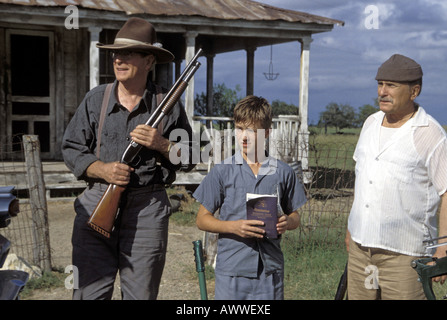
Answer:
[{"left": 23, "top": 135, "right": 52, "bottom": 272}]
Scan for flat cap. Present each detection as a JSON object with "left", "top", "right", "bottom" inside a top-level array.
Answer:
[{"left": 375, "top": 54, "right": 423, "bottom": 82}]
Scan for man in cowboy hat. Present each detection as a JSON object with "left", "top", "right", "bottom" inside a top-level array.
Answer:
[
  {"left": 62, "top": 17, "right": 195, "bottom": 300},
  {"left": 345, "top": 54, "right": 447, "bottom": 299}
]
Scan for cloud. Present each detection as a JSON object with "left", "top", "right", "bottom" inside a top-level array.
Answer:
[{"left": 196, "top": 0, "right": 447, "bottom": 124}]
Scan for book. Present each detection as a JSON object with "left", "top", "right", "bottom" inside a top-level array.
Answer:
[{"left": 246, "top": 193, "right": 278, "bottom": 239}]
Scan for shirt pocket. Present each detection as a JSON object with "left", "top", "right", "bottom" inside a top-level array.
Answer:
[
  {"left": 386, "top": 158, "right": 416, "bottom": 184},
  {"left": 99, "top": 131, "right": 121, "bottom": 161},
  {"left": 221, "top": 185, "right": 247, "bottom": 220}
]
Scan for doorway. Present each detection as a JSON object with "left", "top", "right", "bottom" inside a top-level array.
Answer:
[{"left": 4, "top": 29, "right": 55, "bottom": 158}]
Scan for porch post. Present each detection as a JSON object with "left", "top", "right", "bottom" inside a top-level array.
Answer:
[
  {"left": 245, "top": 46, "right": 256, "bottom": 96},
  {"left": 89, "top": 26, "right": 102, "bottom": 89},
  {"left": 184, "top": 31, "right": 198, "bottom": 124},
  {"left": 206, "top": 53, "right": 215, "bottom": 116},
  {"left": 298, "top": 36, "right": 312, "bottom": 171}
]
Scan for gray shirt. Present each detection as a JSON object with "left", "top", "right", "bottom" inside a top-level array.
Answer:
[
  {"left": 62, "top": 81, "right": 195, "bottom": 187},
  {"left": 193, "top": 151, "right": 307, "bottom": 277}
]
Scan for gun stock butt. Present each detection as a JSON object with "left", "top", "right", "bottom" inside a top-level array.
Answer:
[{"left": 87, "top": 184, "right": 125, "bottom": 238}]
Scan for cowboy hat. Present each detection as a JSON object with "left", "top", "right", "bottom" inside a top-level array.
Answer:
[{"left": 96, "top": 17, "right": 174, "bottom": 64}]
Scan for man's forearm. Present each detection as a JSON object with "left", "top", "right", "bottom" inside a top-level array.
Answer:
[
  {"left": 85, "top": 160, "right": 106, "bottom": 180},
  {"left": 85, "top": 160, "right": 133, "bottom": 186}
]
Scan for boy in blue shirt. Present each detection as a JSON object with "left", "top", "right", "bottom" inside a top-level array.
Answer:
[{"left": 193, "top": 95, "right": 307, "bottom": 299}]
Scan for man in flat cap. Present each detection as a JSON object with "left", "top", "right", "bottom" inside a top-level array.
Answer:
[
  {"left": 345, "top": 54, "right": 447, "bottom": 299},
  {"left": 62, "top": 17, "right": 196, "bottom": 299}
]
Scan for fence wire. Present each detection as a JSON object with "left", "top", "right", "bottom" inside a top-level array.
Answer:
[
  {"left": 0, "top": 135, "right": 51, "bottom": 271},
  {"left": 1, "top": 132, "right": 358, "bottom": 275},
  {"left": 298, "top": 139, "right": 355, "bottom": 243}
]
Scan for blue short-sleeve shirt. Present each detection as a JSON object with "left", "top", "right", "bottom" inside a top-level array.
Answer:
[{"left": 193, "top": 151, "right": 307, "bottom": 277}]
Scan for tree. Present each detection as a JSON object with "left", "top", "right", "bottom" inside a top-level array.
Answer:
[
  {"left": 195, "top": 84, "right": 299, "bottom": 118},
  {"left": 319, "top": 102, "right": 356, "bottom": 133},
  {"left": 271, "top": 100, "right": 298, "bottom": 116},
  {"left": 356, "top": 103, "right": 379, "bottom": 126},
  {"left": 356, "top": 98, "right": 380, "bottom": 126},
  {"left": 194, "top": 83, "right": 242, "bottom": 117}
]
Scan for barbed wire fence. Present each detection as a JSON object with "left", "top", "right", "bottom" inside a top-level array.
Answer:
[
  {"left": 297, "top": 139, "right": 355, "bottom": 244},
  {"left": 263, "top": 123, "right": 355, "bottom": 246}
]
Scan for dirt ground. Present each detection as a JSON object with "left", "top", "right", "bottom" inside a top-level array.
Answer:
[{"left": 24, "top": 200, "right": 214, "bottom": 300}]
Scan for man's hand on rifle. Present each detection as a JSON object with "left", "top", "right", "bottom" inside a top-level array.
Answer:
[
  {"left": 130, "top": 124, "right": 174, "bottom": 159},
  {"left": 86, "top": 161, "right": 134, "bottom": 186}
]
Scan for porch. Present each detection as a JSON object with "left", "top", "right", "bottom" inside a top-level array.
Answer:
[{"left": 0, "top": 114, "right": 306, "bottom": 200}]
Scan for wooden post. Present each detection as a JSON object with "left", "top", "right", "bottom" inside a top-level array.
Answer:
[
  {"left": 88, "top": 26, "right": 102, "bottom": 90},
  {"left": 245, "top": 46, "right": 256, "bottom": 96},
  {"left": 298, "top": 36, "right": 312, "bottom": 173},
  {"left": 184, "top": 31, "right": 198, "bottom": 125},
  {"left": 23, "top": 135, "right": 52, "bottom": 272}
]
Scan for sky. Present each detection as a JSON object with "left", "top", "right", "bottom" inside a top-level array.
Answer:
[{"left": 193, "top": 0, "right": 447, "bottom": 125}]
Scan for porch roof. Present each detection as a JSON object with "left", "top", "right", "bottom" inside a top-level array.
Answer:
[{"left": 1, "top": 0, "right": 343, "bottom": 26}]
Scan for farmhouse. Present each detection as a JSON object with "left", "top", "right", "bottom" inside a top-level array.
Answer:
[{"left": 0, "top": 0, "right": 343, "bottom": 165}]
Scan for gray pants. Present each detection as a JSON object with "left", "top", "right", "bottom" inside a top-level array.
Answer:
[
  {"left": 214, "top": 260, "right": 284, "bottom": 300},
  {"left": 71, "top": 183, "right": 170, "bottom": 300}
]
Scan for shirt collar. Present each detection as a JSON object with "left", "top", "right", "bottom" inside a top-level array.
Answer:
[
  {"left": 234, "top": 150, "right": 278, "bottom": 176},
  {"left": 410, "top": 105, "right": 429, "bottom": 127},
  {"left": 372, "top": 105, "right": 429, "bottom": 128},
  {"left": 106, "top": 80, "right": 154, "bottom": 115}
]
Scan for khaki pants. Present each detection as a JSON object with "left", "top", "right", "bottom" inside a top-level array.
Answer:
[{"left": 347, "top": 238, "right": 426, "bottom": 300}]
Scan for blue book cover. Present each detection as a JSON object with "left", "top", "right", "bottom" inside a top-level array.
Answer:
[{"left": 246, "top": 193, "right": 278, "bottom": 239}]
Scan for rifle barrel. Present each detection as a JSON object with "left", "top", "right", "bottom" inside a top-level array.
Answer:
[
  {"left": 88, "top": 48, "right": 203, "bottom": 237},
  {"left": 120, "top": 49, "right": 202, "bottom": 165}
]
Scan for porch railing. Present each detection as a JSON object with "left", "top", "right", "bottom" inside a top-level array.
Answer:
[{"left": 191, "top": 115, "right": 307, "bottom": 173}]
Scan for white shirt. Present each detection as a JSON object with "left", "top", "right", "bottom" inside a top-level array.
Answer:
[{"left": 348, "top": 107, "right": 447, "bottom": 256}]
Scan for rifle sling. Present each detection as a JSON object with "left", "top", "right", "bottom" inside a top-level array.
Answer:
[{"left": 96, "top": 83, "right": 113, "bottom": 158}]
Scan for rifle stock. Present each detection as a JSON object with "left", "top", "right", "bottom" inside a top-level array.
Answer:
[
  {"left": 87, "top": 184, "right": 125, "bottom": 238},
  {"left": 87, "top": 48, "right": 202, "bottom": 238}
]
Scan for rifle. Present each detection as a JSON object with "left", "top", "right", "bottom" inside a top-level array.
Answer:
[
  {"left": 87, "top": 48, "right": 203, "bottom": 238},
  {"left": 192, "top": 240, "right": 208, "bottom": 300}
]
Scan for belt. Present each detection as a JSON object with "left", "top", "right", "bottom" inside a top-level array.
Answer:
[
  {"left": 88, "top": 182, "right": 165, "bottom": 193},
  {"left": 126, "top": 184, "right": 165, "bottom": 192}
]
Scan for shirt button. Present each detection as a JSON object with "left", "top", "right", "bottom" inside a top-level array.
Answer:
[
  {"left": 365, "top": 204, "right": 369, "bottom": 208},
  {"left": 369, "top": 181, "right": 373, "bottom": 184}
]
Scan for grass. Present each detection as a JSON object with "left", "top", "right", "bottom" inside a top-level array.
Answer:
[
  {"left": 20, "top": 125, "right": 447, "bottom": 299},
  {"left": 169, "top": 187, "right": 349, "bottom": 300},
  {"left": 167, "top": 186, "right": 200, "bottom": 226},
  {"left": 169, "top": 168, "right": 447, "bottom": 300},
  {"left": 282, "top": 210, "right": 348, "bottom": 300},
  {"left": 21, "top": 270, "right": 66, "bottom": 298},
  {"left": 308, "top": 126, "right": 360, "bottom": 170}
]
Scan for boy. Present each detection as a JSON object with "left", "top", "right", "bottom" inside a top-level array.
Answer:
[{"left": 193, "top": 95, "right": 307, "bottom": 299}]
